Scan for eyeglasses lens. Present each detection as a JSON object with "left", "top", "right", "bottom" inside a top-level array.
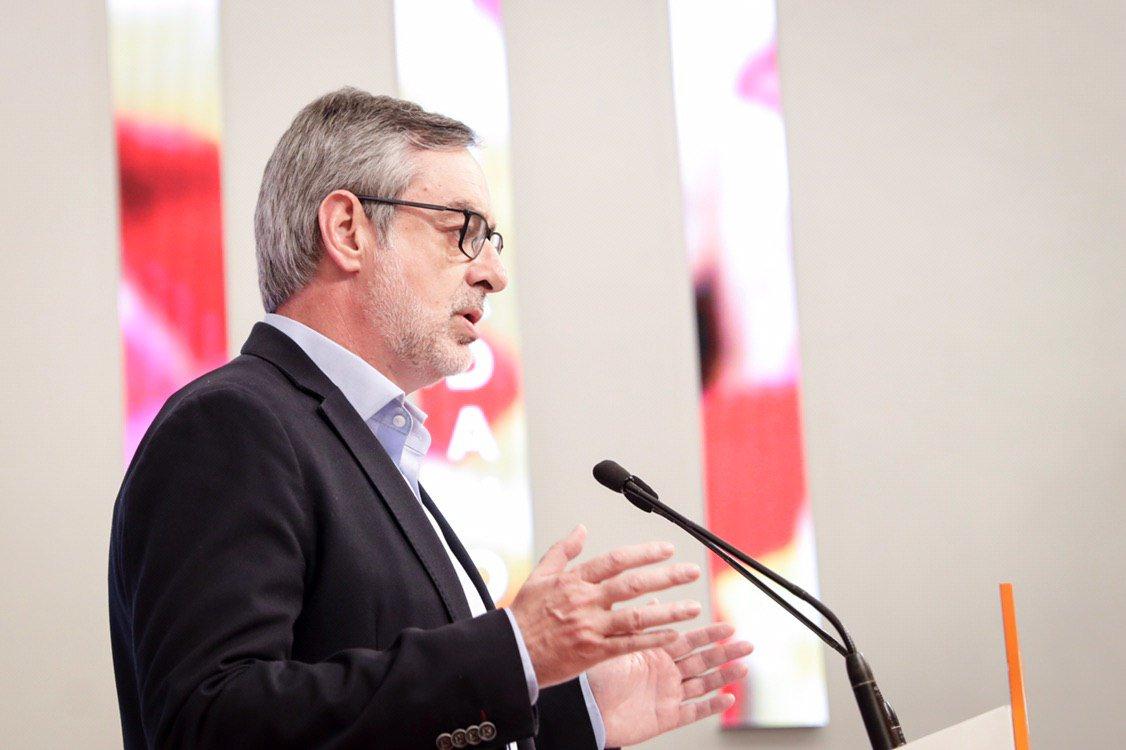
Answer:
[
  {"left": 463, "top": 213, "right": 502, "bottom": 258},
  {"left": 463, "top": 214, "right": 488, "bottom": 257}
]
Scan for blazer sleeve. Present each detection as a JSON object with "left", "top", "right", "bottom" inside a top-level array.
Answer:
[
  {"left": 110, "top": 386, "right": 536, "bottom": 749},
  {"left": 533, "top": 680, "right": 603, "bottom": 750}
]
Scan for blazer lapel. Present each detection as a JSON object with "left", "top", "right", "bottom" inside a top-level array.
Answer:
[
  {"left": 419, "top": 487, "right": 540, "bottom": 750},
  {"left": 242, "top": 323, "right": 472, "bottom": 624},
  {"left": 420, "top": 485, "right": 495, "bottom": 610},
  {"left": 318, "top": 392, "right": 472, "bottom": 622}
]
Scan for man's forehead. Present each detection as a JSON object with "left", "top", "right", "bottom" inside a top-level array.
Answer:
[{"left": 407, "top": 149, "right": 493, "bottom": 217}]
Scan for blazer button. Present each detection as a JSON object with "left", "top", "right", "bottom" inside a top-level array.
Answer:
[
  {"left": 479, "top": 721, "right": 497, "bottom": 741},
  {"left": 451, "top": 728, "right": 468, "bottom": 748},
  {"left": 466, "top": 725, "right": 481, "bottom": 745},
  {"left": 436, "top": 733, "right": 454, "bottom": 750}
]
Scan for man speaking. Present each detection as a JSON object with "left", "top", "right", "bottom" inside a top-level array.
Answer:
[{"left": 108, "top": 88, "right": 751, "bottom": 749}]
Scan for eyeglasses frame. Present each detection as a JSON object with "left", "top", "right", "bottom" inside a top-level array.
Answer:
[{"left": 354, "top": 194, "right": 503, "bottom": 260}]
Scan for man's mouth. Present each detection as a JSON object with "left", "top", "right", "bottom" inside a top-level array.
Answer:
[{"left": 457, "top": 308, "right": 483, "bottom": 326}]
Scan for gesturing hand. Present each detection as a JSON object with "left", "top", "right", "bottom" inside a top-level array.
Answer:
[
  {"left": 587, "top": 621, "right": 753, "bottom": 747},
  {"left": 508, "top": 525, "right": 702, "bottom": 689}
]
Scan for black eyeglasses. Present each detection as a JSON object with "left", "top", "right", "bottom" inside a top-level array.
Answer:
[{"left": 355, "top": 195, "right": 504, "bottom": 260}]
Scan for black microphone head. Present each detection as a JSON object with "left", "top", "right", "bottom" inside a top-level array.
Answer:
[{"left": 592, "top": 460, "right": 632, "bottom": 493}]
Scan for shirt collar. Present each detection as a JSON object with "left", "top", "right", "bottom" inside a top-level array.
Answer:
[{"left": 262, "top": 313, "right": 427, "bottom": 426}]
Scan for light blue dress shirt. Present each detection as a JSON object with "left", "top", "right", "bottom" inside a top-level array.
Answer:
[{"left": 263, "top": 314, "right": 605, "bottom": 749}]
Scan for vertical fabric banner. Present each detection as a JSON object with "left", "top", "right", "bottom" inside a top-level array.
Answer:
[
  {"left": 108, "top": 0, "right": 228, "bottom": 462},
  {"left": 669, "top": 0, "right": 830, "bottom": 727},
  {"left": 394, "top": 0, "right": 532, "bottom": 607}
]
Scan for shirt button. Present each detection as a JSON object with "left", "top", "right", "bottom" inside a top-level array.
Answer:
[{"left": 392, "top": 413, "right": 407, "bottom": 428}]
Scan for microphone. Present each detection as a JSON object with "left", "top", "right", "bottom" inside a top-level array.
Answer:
[
  {"left": 592, "top": 460, "right": 656, "bottom": 514},
  {"left": 593, "top": 459, "right": 906, "bottom": 749}
]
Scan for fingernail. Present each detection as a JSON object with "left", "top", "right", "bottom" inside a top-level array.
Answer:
[
  {"left": 686, "top": 600, "right": 702, "bottom": 615},
  {"left": 681, "top": 563, "right": 701, "bottom": 577},
  {"left": 659, "top": 542, "right": 675, "bottom": 555}
]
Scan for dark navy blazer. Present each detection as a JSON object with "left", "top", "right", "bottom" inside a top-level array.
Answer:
[{"left": 109, "top": 322, "right": 597, "bottom": 749}]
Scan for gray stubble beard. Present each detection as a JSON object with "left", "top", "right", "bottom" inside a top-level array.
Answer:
[{"left": 363, "top": 239, "right": 479, "bottom": 384}]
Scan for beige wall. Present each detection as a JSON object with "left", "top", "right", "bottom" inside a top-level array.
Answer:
[
  {"left": 778, "top": 3, "right": 1126, "bottom": 746},
  {"left": 0, "top": 1, "right": 123, "bottom": 747},
  {"left": 220, "top": 0, "right": 401, "bottom": 349},
  {"left": 2, "top": 0, "right": 1123, "bottom": 747}
]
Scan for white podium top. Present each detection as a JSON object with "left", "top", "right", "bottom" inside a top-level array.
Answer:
[{"left": 903, "top": 706, "right": 1014, "bottom": 750}]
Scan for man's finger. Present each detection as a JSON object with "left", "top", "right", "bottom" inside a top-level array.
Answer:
[
  {"left": 663, "top": 622, "right": 734, "bottom": 661},
  {"left": 534, "top": 524, "right": 587, "bottom": 576},
  {"left": 676, "top": 639, "right": 754, "bottom": 679},
  {"left": 603, "top": 628, "right": 679, "bottom": 657},
  {"left": 680, "top": 662, "right": 749, "bottom": 700},
  {"left": 573, "top": 542, "right": 675, "bottom": 584},
  {"left": 603, "top": 600, "right": 701, "bottom": 635},
  {"left": 598, "top": 563, "right": 700, "bottom": 604},
  {"left": 676, "top": 692, "right": 735, "bottom": 728}
]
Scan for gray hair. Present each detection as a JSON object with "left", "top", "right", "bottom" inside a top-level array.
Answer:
[{"left": 253, "top": 87, "right": 477, "bottom": 312}]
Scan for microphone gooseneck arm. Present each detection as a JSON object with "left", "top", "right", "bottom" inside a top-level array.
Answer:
[
  {"left": 621, "top": 479, "right": 851, "bottom": 656},
  {"left": 593, "top": 460, "right": 906, "bottom": 749}
]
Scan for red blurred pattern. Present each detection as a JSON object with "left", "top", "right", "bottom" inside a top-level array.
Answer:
[
  {"left": 116, "top": 117, "right": 228, "bottom": 458},
  {"left": 701, "top": 383, "right": 807, "bottom": 563},
  {"left": 672, "top": 2, "right": 826, "bottom": 724},
  {"left": 416, "top": 334, "right": 520, "bottom": 455},
  {"left": 706, "top": 383, "right": 809, "bottom": 726}
]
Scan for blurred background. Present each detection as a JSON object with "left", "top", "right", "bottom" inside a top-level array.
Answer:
[{"left": 2, "top": 0, "right": 1123, "bottom": 747}]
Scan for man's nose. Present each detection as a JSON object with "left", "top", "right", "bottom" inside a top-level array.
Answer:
[{"left": 467, "top": 243, "right": 508, "bottom": 293}]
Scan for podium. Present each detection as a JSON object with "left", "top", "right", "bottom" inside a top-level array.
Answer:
[
  {"left": 903, "top": 706, "right": 1014, "bottom": 749},
  {"left": 901, "top": 584, "right": 1029, "bottom": 749}
]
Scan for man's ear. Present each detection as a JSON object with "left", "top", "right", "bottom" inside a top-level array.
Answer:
[{"left": 317, "top": 190, "right": 372, "bottom": 274}]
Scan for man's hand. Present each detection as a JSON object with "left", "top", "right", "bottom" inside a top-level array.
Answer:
[
  {"left": 586, "top": 621, "right": 753, "bottom": 747},
  {"left": 508, "top": 525, "right": 702, "bottom": 688}
]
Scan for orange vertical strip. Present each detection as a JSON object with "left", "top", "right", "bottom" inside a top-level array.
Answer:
[{"left": 999, "top": 583, "right": 1031, "bottom": 750}]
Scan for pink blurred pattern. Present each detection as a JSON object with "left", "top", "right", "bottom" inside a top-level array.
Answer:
[
  {"left": 474, "top": 0, "right": 503, "bottom": 26},
  {"left": 670, "top": 1, "right": 828, "bottom": 727},
  {"left": 736, "top": 43, "right": 781, "bottom": 111}
]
